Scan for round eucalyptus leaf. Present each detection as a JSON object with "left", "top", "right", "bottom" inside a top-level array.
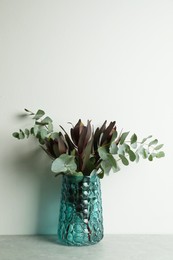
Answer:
[
  {"left": 148, "top": 139, "right": 158, "bottom": 147},
  {"left": 148, "top": 154, "right": 153, "bottom": 161},
  {"left": 154, "top": 144, "right": 164, "bottom": 150},
  {"left": 130, "top": 133, "right": 137, "bottom": 144},
  {"left": 12, "top": 132, "right": 20, "bottom": 139},
  {"left": 128, "top": 150, "right": 136, "bottom": 161},
  {"left": 156, "top": 151, "right": 165, "bottom": 158},
  {"left": 119, "top": 154, "right": 129, "bottom": 166},
  {"left": 19, "top": 130, "right": 25, "bottom": 139}
]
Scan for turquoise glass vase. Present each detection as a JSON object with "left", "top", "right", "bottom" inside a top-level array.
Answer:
[{"left": 58, "top": 172, "right": 104, "bottom": 246}]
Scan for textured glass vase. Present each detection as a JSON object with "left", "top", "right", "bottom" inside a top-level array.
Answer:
[{"left": 58, "top": 172, "right": 104, "bottom": 246}]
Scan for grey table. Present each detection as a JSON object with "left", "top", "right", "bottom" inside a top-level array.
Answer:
[{"left": 0, "top": 235, "right": 173, "bottom": 260}]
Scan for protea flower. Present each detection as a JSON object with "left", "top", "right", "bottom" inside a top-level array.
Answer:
[
  {"left": 43, "top": 133, "right": 68, "bottom": 159},
  {"left": 70, "top": 119, "right": 93, "bottom": 173},
  {"left": 93, "top": 120, "right": 116, "bottom": 152}
]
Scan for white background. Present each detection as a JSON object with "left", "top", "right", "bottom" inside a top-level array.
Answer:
[{"left": 0, "top": 0, "right": 172, "bottom": 235}]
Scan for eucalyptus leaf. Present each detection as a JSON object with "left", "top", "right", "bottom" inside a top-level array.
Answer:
[
  {"left": 141, "top": 135, "right": 152, "bottom": 144},
  {"left": 107, "top": 154, "right": 118, "bottom": 170},
  {"left": 25, "top": 129, "right": 30, "bottom": 138},
  {"left": 112, "top": 162, "right": 120, "bottom": 173},
  {"left": 130, "top": 133, "right": 137, "bottom": 144},
  {"left": 41, "top": 116, "right": 53, "bottom": 124},
  {"left": 154, "top": 144, "right": 164, "bottom": 150},
  {"left": 118, "top": 144, "right": 126, "bottom": 155},
  {"left": 30, "top": 127, "right": 34, "bottom": 135},
  {"left": 48, "top": 122, "right": 53, "bottom": 133},
  {"left": 127, "top": 149, "right": 136, "bottom": 162},
  {"left": 148, "top": 154, "right": 153, "bottom": 161},
  {"left": 39, "top": 138, "right": 45, "bottom": 145},
  {"left": 101, "top": 160, "right": 112, "bottom": 174},
  {"left": 120, "top": 132, "right": 130, "bottom": 145},
  {"left": 12, "top": 132, "right": 20, "bottom": 139},
  {"left": 131, "top": 142, "right": 137, "bottom": 149},
  {"left": 40, "top": 129, "right": 48, "bottom": 139},
  {"left": 51, "top": 158, "right": 66, "bottom": 173},
  {"left": 19, "top": 130, "right": 25, "bottom": 139},
  {"left": 139, "top": 147, "right": 148, "bottom": 159},
  {"left": 156, "top": 151, "right": 165, "bottom": 158},
  {"left": 33, "top": 125, "right": 39, "bottom": 136},
  {"left": 148, "top": 139, "right": 158, "bottom": 147},
  {"left": 33, "top": 109, "right": 45, "bottom": 120},
  {"left": 119, "top": 154, "right": 129, "bottom": 166},
  {"left": 110, "top": 143, "right": 118, "bottom": 154},
  {"left": 98, "top": 170, "right": 104, "bottom": 179},
  {"left": 110, "top": 131, "right": 118, "bottom": 143},
  {"left": 98, "top": 146, "right": 108, "bottom": 160},
  {"left": 51, "top": 154, "right": 77, "bottom": 174},
  {"left": 50, "top": 132, "right": 59, "bottom": 140}
]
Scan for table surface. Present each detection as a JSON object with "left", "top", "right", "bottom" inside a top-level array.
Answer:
[{"left": 0, "top": 235, "right": 173, "bottom": 260}]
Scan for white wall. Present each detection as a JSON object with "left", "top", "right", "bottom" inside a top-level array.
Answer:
[{"left": 0, "top": 0, "right": 172, "bottom": 235}]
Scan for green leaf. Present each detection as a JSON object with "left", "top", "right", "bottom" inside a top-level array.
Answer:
[
  {"left": 120, "top": 132, "right": 130, "bottom": 145},
  {"left": 41, "top": 116, "right": 53, "bottom": 125},
  {"left": 107, "top": 154, "right": 118, "bottom": 170},
  {"left": 51, "top": 154, "right": 77, "bottom": 174},
  {"left": 100, "top": 151, "right": 119, "bottom": 174},
  {"left": 130, "top": 133, "right": 137, "bottom": 144},
  {"left": 154, "top": 144, "right": 164, "bottom": 150},
  {"left": 33, "top": 125, "right": 39, "bottom": 136},
  {"left": 113, "top": 164, "right": 120, "bottom": 173},
  {"left": 148, "top": 139, "right": 158, "bottom": 147},
  {"left": 25, "top": 129, "right": 30, "bottom": 138},
  {"left": 19, "top": 129, "right": 25, "bottom": 139},
  {"left": 101, "top": 160, "right": 112, "bottom": 174},
  {"left": 118, "top": 144, "right": 126, "bottom": 155},
  {"left": 131, "top": 142, "right": 137, "bottom": 149},
  {"left": 98, "top": 146, "right": 108, "bottom": 160},
  {"left": 127, "top": 149, "right": 136, "bottom": 162},
  {"left": 139, "top": 147, "right": 148, "bottom": 159},
  {"left": 33, "top": 109, "right": 45, "bottom": 120},
  {"left": 52, "top": 157, "right": 66, "bottom": 173},
  {"left": 156, "top": 151, "right": 165, "bottom": 158},
  {"left": 98, "top": 170, "right": 104, "bottom": 179},
  {"left": 38, "top": 138, "right": 45, "bottom": 145},
  {"left": 148, "top": 154, "right": 153, "bottom": 161},
  {"left": 50, "top": 132, "right": 59, "bottom": 140},
  {"left": 40, "top": 129, "right": 48, "bottom": 139},
  {"left": 109, "top": 143, "right": 118, "bottom": 154},
  {"left": 48, "top": 122, "right": 53, "bottom": 133},
  {"left": 12, "top": 132, "right": 19, "bottom": 139},
  {"left": 119, "top": 154, "right": 129, "bottom": 166},
  {"left": 30, "top": 127, "right": 34, "bottom": 135},
  {"left": 141, "top": 135, "right": 152, "bottom": 144},
  {"left": 110, "top": 131, "right": 118, "bottom": 143}
]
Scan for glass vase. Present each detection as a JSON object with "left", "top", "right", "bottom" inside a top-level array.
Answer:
[{"left": 58, "top": 172, "right": 104, "bottom": 246}]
